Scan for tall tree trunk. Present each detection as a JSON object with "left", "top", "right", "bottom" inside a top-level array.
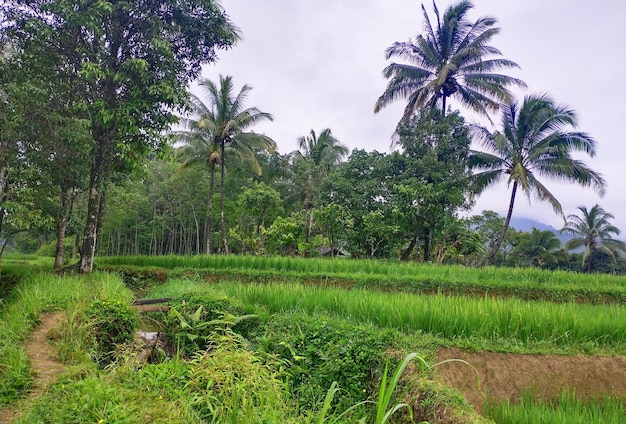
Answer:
[
  {"left": 72, "top": 227, "right": 81, "bottom": 260},
  {"left": 401, "top": 226, "right": 420, "bottom": 260},
  {"left": 79, "top": 174, "right": 101, "bottom": 273},
  {"left": 422, "top": 228, "right": 431, "bottom": 262},
  {"left": 80, "top": 129, "right": 108, "bottom": 273},
  {"left": 484, "top": 181, "right": 518, "bottom": 265},
  {"left": 205, "top": 162, "right": 215, "bottom": 254},
  {"left": 95, "top": 190, "right": 106, "bottom": 255},
  {"left": 0, "top": 168, "right": 10, "bottom": 272},
  {"left": 190, "top": 201, "right": 200, "bottom": 254},
  {"left": 305, "top": 207, "right": 313, "bottom": 248},
  {"left": 220, "top": 142, "right": 229, "bottom": 254},
  {"left": 54, "top": 186, "right": 74, "bottom": 270}
]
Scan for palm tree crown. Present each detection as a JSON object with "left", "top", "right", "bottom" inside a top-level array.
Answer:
[
  {"left": 374, "top": 0, "right": 525, "bottom": 119},
  {"left": 179, "top": 75, "right": 276, "bottom": 253},
  {"left": 292, "top": 128, "right": 349, "bottom": 246},
  {"left": 469, "top": 93, "right": 605, "bottom": 264},
  {"left": 561, "top": 204, "right": 626, "bottom": 272}
]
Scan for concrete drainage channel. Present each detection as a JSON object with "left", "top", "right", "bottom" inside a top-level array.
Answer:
[{"left": 133, "top": 297, "right": 171, "bottom": 364}]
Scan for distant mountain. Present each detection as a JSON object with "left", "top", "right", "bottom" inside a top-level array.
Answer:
[
  {"left": 509, "top": 217, "right": 572, "bottom": 244},
  {"left": 509, "top": 217, "right": 560, "bottom": 233}
]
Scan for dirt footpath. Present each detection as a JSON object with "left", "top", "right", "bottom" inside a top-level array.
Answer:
[
  {"left": 436, "top": 346, "right": 626, "bottom": 412},
  {"left": 0, "top": 312, "right": 66, "bottom": 423}
]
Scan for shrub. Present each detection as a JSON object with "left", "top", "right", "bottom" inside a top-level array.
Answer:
[
  {"left": 163, "top": 292, "right": 260, "bottom": 357},
  {"left": 185, "top": 331, "right": 296, "bottom": 423},
  {"left": 83, "top": 299, "right": 138, "bottom": 366},
  {"left": 35, "top": 235, "right": 75, "bottom": 259},
  {"left": 113, "top": 267, "right": 168, "bottom": 295},
  {"left": 259, "top": 312, "right": 397, "bottom": 412}
]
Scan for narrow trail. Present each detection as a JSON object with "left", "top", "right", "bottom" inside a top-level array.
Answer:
[{"left": 0, "top": 312, "right": 67, "bottom": 423}]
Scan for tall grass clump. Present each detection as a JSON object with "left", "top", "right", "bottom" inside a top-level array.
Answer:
[
  {"left": 484, "top": 390, "right": 626, "bottom": 424},
  {"left": 184, "top": 330, "right": 299, "bottom": 423},
  {"left": 0, "top": 271, "right": 133, "bottom": 405},
  {"left": 14, "top": 366, "right": 196, "bottom": 424},
  {"left": 215, "top": 281, "right": 626, "bottom": 351}
]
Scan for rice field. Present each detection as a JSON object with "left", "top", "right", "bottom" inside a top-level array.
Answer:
[
  {"left": 98, "top": 254, "right": 626, "bottom": 304},
  {"left": 146, "top": 273, "right": 626, "bottom": 421},
  {"left": 3, "top": 255, "right": 625, "bottom": 423},
  {"left": 484, "top": 391, "right": 626, "bottom": 424}
]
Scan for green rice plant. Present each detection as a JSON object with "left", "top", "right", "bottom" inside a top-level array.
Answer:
[
  {"left": 98, "top": 254, "right": 626, "bottom": 305},
  {"left": 484, "top": 389, "right": 626, "bottom": 424},
  {"left": 98, "top": 254, "right": 626, "bottom": 290},
  {"left": 213, "top": 281, "right": 626, "bottom": 351}
]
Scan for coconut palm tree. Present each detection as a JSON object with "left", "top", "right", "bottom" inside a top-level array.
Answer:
[
  {"left": 509, "top": 228, "right": 564, "bottom": 268},
  {"left": 292, "top": 128, "right": 349, "bottom": 246},
  {"left": 175, "top": 131, "right": 270, "bottom": 254},
  {"left": 470, "top": 94, "right": 605, "bottom": 264},
  {"left": 560, "top": 205, "right": 626, "bottom": 272},
  {"left": 179, "top": 75, "right": 276, "bottom": 254},
  {"left": 374, "top": 0, "right": 525, "bottom": 120}
]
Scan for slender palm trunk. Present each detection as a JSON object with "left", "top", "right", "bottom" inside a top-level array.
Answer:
[
  {"left": 219, "top": 141, "right": 229, "bottom": 254},
  {"left": 204, "top": 163, "right": 215, "bottom": 254},
  {"left": 484, "top": 181, "right": 518, "bottom": 265},
  {"left": 442, "top": 95, "right": 447, "bottom": 117}
]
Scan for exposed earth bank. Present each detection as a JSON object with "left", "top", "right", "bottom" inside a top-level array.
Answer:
[{"left": 436, "top": 346, "right": 626, "bottom": 412}]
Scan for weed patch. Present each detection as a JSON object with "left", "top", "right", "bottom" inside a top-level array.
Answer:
[{"left": 259, "top": 312, "right": 397, "bottom": 413}]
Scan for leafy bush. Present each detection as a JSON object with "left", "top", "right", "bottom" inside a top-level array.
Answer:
[
  {"left": 112, "top": 267, "right": 168, "bottom": 295},
  {"left": 259, "top": 312, "right": 397, "bottom": 412},
  {"left": 185, "top": 331, "right": 297, "bottom": 423},
  {"left": 83, "top": 299, "right": 138, "bottom": 366},
  {"left": 34, "top": 235, "right": 75, "bottom": 259},
  {"left": 163, "top": 292, "right": 260, "bottom": 357}
]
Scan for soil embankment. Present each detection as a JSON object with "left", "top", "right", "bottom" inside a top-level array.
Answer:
[{"left": 436, "top": 347, "right": 626, "bottom": 412}]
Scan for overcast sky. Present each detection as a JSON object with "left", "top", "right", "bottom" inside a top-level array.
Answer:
[{"left": 199, "top": 0, "right": 625, "bottom": 234}]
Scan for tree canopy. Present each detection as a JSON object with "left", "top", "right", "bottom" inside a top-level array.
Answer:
[
  {"left": 3, "top": 0, "right": 239, "bottom": 271},
  {"left": 469, "top": 94, "right": 605, "bottom": 264},
  {"left": 374, "top": 0, "right": 525, "bottom": 119}
]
